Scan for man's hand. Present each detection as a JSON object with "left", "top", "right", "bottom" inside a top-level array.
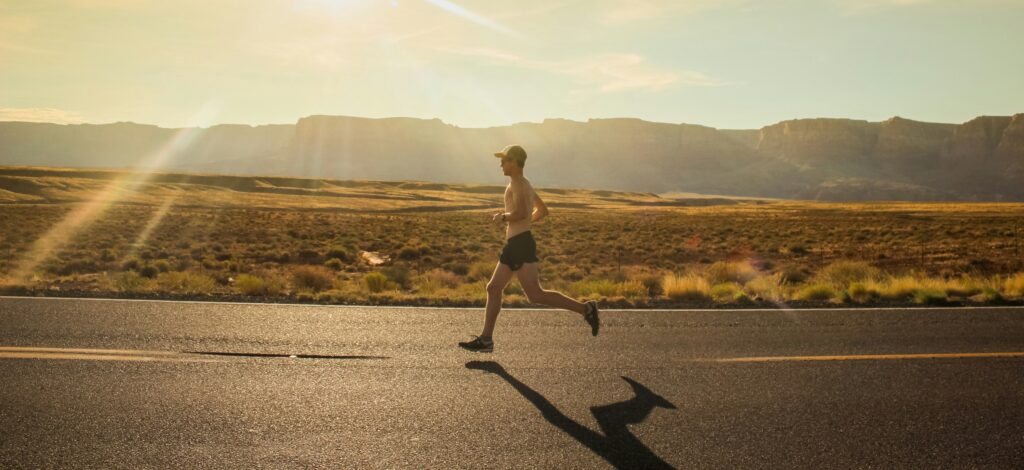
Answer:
[{"left": 492, "top": 212, "right": 505, "bottom": 224}]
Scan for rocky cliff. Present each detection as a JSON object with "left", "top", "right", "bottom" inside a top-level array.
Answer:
[{"left": 1, "top": 113, "right": 1022, "bottom": 201}]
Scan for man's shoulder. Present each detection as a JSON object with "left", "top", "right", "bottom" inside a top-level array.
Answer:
[{"left": 511, "top": 177, "right": 533, "bottom": 188}]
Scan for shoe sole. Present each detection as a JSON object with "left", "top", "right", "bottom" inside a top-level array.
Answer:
[{"left": 586, "top": 302, "right": 600, "bottom": 336}]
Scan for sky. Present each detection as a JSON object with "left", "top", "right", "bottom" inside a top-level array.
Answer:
[{"left": 1, "top": 0, "right": 1022, "bottom": 129}]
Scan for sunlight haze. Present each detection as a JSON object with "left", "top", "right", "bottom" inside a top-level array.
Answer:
[{"left": 1, "top": 0, "right": 1022, "bottom": 128}]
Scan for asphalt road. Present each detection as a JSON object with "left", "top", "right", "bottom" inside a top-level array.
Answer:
[{"left": 2, "top": 296, "right": 1023, "bottom": 469}]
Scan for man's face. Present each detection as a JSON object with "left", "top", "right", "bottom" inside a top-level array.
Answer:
[{"left": 500, "top": 157, "right": 516, "bottom": 175}]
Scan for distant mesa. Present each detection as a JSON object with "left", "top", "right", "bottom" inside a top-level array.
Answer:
[{"left": 1, "top": 112, "right": 1022, "bottom": 201}]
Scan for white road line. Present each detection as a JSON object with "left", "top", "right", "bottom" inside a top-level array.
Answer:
[{"left": 704, "top": 352, "right": 1024, "bottom": 363}]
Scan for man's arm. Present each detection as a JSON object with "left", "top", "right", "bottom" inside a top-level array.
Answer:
[{"left": 531, "top": 192, "right": 549, "bottom": 222}]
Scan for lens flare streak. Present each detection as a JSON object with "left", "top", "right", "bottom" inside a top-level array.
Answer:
[{"left": 6, "top": 124, "right": 210, "bottom": 285}]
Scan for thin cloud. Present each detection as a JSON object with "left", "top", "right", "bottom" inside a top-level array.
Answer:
[
  {"left": 834, "top": 0, "right": 936, "bottom": 13},
  {"left": 0, "top": 108, "right": 86, "bottom": 124},
  {"left": 439, "top": 47, "right": 724, "bottom": 93},
  {"left": 599, "top": 0, "right": 742, "bottom": 24}
]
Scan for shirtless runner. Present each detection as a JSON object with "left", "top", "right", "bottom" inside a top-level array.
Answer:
[{"left": 459, "top": 145, "right": 600, "bottom": 353}]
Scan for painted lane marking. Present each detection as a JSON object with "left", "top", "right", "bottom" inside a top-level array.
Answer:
[
  {"left": 0, "top": 346, "right": 180, "bottom": 356},
  {"left": 0, "top": 346, "right": 388, "bottom": 362},
  {"left": 706, "top": 352, "right": 1024, "bottom": 363},
  {"left": 0, "top": 346, "right": 219, "bottom": 362}
]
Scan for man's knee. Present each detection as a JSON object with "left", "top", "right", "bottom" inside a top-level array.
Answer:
[{"left": 486, "top": 280, "right": 505, "bottom": 296}]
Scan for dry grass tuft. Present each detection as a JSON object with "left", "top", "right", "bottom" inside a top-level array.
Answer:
[
  {"left": 663, "top": 274, "right": 710, "bottom": 302},
  {"left": 745, "top": 273, "right": 786, "bottom": 302},
  {"left": 794, "top": 283, "right": 837, "bottom": 301},
  {"left": 815, "top": 260, "right": 881, "bottom": 287},
  {"left": 291, "top": 265, "right": 335, "bottom": 293},
  {"left": 705, "top": 261, "right": 758, "bottom": 285},
  {"left": 710, "top": 282, "right": 742, "bottom": 303},
  {"left": 1004, "top": 273, "right": 1024, "bottom": 297},
  {"left": 155, "top": 271, "right": 215, "bottom": 295}
]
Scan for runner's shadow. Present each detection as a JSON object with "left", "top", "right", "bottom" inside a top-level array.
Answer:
[{"left": 466, "top": 360, "right": 677, "bottom": 469}]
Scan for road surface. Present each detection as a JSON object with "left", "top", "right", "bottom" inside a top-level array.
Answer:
[{"left": 2, "top": 297, "right": 1023, "bottom": 468}]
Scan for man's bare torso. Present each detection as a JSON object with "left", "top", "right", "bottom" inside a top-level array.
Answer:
[{"left": 504, "top": 177, "right": 534, "bottom": 239}]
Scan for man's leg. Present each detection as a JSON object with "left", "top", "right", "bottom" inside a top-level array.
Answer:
[
  {"left": 481, "top": 262, "right": 515, "bottom": 338},
  {"left": 516, "top": 263, "right": 586, "bottom": 315}
]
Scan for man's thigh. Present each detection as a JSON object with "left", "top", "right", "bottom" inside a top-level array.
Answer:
[
  {"left": 515, "top": 263, "right": 542, "bottom": 290},
  {"left": 489, "top": 262, "right": 515, "bottom": 287}
]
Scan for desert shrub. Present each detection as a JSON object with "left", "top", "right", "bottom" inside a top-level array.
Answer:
[
  {"left": 139, "top": 264, "right": 159, "bottom": 279},
  {"left": 617, "top": 280, "right": 649, "bottom": 301},
  {"left": 114, "top": 271, "right": 149, "bottom": 293},
  {"left": 154, "top": 271, "right": 215, "bottom": 295},
  {"left": 504, "top": 283, "right": 525, "bottom": 296},
  {"left": 292, "top": 265, "right": 334, "bottom": 293},
  {"left": 445, "top": 262, "right": 469, "bottom": 276},
  {"left": 733, "top": 291, "right": 753, "bottom": 303},
  {"left": 264, "top": 273, "right": 287, "bottom": 295},
  {"left": 705, "top": 261, "right": 758, "bottom": 285},
  {"left": 913, "top": 288, "right": 948, "bottom": 305},
  {"left": 710, "top": 282, "right": 742, "bottom": 303},
  {"left": 235, "top": 274, "right": 266, "bottom": 295},
  {"left": 364, "top": 272, "right": 389, "bottom": 293},
  {"left": 779, "top": 265, "right": 811, "bottom": 284},
  {"left": 1004, "top": 273, "right": 1024, "bottom": 297},
  {"left": 324, "top": 258, "right": 344, "bottom": 271},
  {"left": 57, "top": 258, "right": 100, "bottom": 275},
  {"left": 153, "top": 260, "right": 171, "bottom": 273},
  {"left": 298, "top": 249, "right": 320, "bottom": 262},
  {"left": 973, "top": 287, "right": 1004, "bottom": 303},
  {"left": 174, "top": 257, "right": 193, "bottom": 271},
  {"left": 744, "top": 273, "right": 786, "bottom": 302},
  {"left": 572, "top": 279, "right": 620, "bottom": 297},
  {"left": 875, "top": 276, "right": 921, "bottom": 300},
  {"left": 398, "top": 245, "right": 423, "bottom": 260},
  {"left": 794, "top": 283, "right": 837, "bottom": 301},
  {"left": 467, "top": 261, "right": 496, "bottom": 282},
  {"left": 662, "top": 274, "right": 710, "bottom": 302},
  {"left": 847, "top": 282, "right": 874, "bottom": 303},
  {"left": 325, "top": 246, "right": 353, "bottom": 263},
  {"left": 815, "top": 260, "right": 881, "bottom": 287},
  {"left": 944, "top": 276, "right": 984, "bottom": 297},
  {"left": 640, "top": 274, "right": 664, "bottom": 297},
  {"left": 382, "top": 264, "right": 412, "bottom": 289},
  {"left": 424, "top": 269, "right": 461, "bottom": 289},
  {"left": 415, "top": 269, "right": 462, "bottom": 296},
  {"left": 121, "top": 257, "right": 142, "bottom": 271}
]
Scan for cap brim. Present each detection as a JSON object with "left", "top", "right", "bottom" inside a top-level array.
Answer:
[{"left": 493, "top": 152, "right": 506, "bottom": 158}]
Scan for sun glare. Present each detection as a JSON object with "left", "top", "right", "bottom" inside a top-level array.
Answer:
[
  {"left": 421, "top": 0, "right": 519, "bottom": 36},
  {"left": 5, "top": 104, "right": 221, "bottom": 285}
]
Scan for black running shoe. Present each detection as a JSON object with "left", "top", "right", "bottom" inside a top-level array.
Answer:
[
  {"left": 458, "top": 336, "right": 494, "bottom": 353},
  {"left": 584, "top": 300, "right": 600, "bottom": 336}
]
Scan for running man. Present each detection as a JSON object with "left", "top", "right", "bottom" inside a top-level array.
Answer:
[{"left": 459, "top": 145, "right": 600, "bottom": 353}]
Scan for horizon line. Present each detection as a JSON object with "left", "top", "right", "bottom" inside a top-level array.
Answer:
[{"left": 2, "top": 112, "right": 1021, "bottom": 132}]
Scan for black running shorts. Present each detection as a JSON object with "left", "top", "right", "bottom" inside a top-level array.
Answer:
[{"left": 499, "top": 231, "right": 539, "bottom": 271}]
